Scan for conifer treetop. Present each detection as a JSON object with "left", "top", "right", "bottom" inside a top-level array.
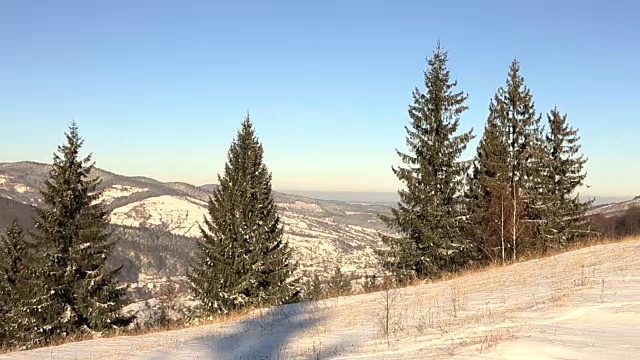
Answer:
[
  {"left": 379, "top": 41, "right": 476, "bottom": 280},
  {"left": 189, "top": 113, "right": 296, "bottom": 314}
]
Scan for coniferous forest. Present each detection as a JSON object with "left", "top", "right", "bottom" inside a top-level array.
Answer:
[
  {"left": 378, "top": 43, "right": 593, "bottom": 285},
  {"left": 0, "top": 41, "right": 616, "bottom": 351}
]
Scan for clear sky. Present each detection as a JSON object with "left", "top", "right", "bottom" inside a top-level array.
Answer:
[{"left": 1, "top": 0, "right": 638, "bottom": 199}]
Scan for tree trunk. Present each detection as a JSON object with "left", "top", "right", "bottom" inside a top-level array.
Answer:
[
  {"left": 512, "top": 187, "right": 517, "bottom": 262},
  {"left": 501, "top": 195, "right": 505, "bottom": 264}
]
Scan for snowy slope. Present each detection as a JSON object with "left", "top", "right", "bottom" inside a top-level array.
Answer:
[
  {"left": 587, "top": 196, "right": 640, "bottom": 217},
  {"left": 110, "top": 195, "right": 208, "bottom": 238},
  {"left": 108, "top": 194, "right": 387, "bottom": 276},
  {"left": 0, "top": 161, "right": 392, "bottom": 279},
  {"left": 99, "top": 184, "right": 148, "bottom": 204},
  {"left": 4, "top": 239, "right": 639, "bottom": 359}
]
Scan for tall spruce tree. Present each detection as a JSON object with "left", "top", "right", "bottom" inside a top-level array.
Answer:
[
  {"left": 188, "top": 115, "right": 297, "bottom": 315},
  {"left": 539, "top": 107, "right": 592, "bottom": 248},
  {"left": 481, "top": 59, "right": 543, "bottom": 261},
  {"left": 30, "top": 122, "right": 132, "bottom": 341},
  {"left": 466, "top": 105, "right": 511, "bottom": 263},
  {"left": 378, "top": 42, "right": 475, "bottom": 282},
  {"left": 0, "top": 221, "right": 30, "bottom": 348}
]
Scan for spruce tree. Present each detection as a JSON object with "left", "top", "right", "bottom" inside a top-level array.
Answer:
[
  {"left": 188, "top": 115, "right": 297, "bottom": 315},
  {"left": 482, "top": 59, "right": 543, "bottom": 261},
  {"left": 540, "top": 107, "right": 592, "bottom": 248},
  {"left": 466, "top": 105, "right": 511, "bottom": 263},
  {"left": 30, "top": 121, "right": 132, "bottom": 340},
  {"left": 0, "top": 221, "right": 30, "bottom": 348},
  {"left": 378, "top": 42, "right": 475, "bottom": 282}
]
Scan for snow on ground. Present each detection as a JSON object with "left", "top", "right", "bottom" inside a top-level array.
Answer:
[
  {"left": 110, "top": 195, "right": 209, "bottom": 238},
  {"left": 12, "top": 184, "right": 31, "bottom": 193},
  {"left": 279, "top": 200, "right": 323, "bottom": 213},
  {"left": 99, "top": 184, "right": 148, "bottom": 203},
  {"left": 4, "top": 240, "right": 639, "bottom": 359},
  {"left": 0, "top": 176, "right": 34, "bottom": 194}
]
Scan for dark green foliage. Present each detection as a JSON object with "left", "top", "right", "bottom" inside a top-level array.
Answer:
[
  {"left": 28, "top": 122, "right": 133, "bottom": 342},
  {"left": 188, "top": 115, "right": 297, "bottom": 314},
  {"left": 300, "top": 271, "right": 324, "bottom": 301},
  {"left": 538, "top": 108, "right": 593, "bottom": 248},
  {"left": 0, "top": 221, "right": 34, "bottom": 348},
  {"left": 361, "top": 274, "right": 381, "bottom": 293},
  {"left": 495, "top": 59, "right": 544, "bottom": 260},
  {"left": 468, "top": 59, "right": 543, "bottom": 262},
  {"left": 325, "top": 266, "right": 352, "bottom": 297},
  {"left": 379, "top": 41, "right": 476, "bottom": 281},
  {"left": 466, "top": 109, "right": 511, "bottom": 263},
  {"left": 467, "top": 59, "right": 593, "bottom": 262}
]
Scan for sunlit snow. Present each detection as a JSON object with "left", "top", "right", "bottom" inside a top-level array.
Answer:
[{"left": 5, "top": 240, "right": 639, "bottom": 359}]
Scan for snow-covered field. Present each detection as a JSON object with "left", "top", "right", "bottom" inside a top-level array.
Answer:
[{"left": 4, "top": 239, "right": 639, "bottom": 359}]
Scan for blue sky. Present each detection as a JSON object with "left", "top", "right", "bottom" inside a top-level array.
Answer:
[{"left": 1, "top": 0, "right": 638, "bottom": 199}]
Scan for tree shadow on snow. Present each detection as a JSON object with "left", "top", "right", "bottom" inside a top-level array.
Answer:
[{"left": 190, "top": 301, "right": 351, "bottom": 359}]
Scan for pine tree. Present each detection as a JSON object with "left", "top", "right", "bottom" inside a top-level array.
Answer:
[
  {"left": 466, "top": 105, "right": 511, "bottom": 263},
  {"left": 378, "top": 41, "right": 475, "bottom": 282},
  {"left": 29, "top": 121, "right": 132, "bottom": 341},
  {"left": 539, "top": 107, "right": 592, "bottom": 248},
  {"left": 484, "top": 59, "right": 543, "bottom": 261},
  {"left": 188, "top": 115, "right": 297, "bottom": 315},
  {"left": 0, "top": 221, "right": 30, "bottom": 348}
]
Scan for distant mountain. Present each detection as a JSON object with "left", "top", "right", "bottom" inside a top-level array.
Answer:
[
  {"left": 0, "top": 195, "right": 36, "bottom": 232},
  {"left": 198, "top": 184, "right": 217, "bottom": 192},
  {"left": 281, "top": 190, "right": 400, "bottom": 205},
  {"left": 0, "top": 161, "right": 394, "bottom": 287},
  {"left": 587, "top": 195, "right": 640, "bottom": 218}
]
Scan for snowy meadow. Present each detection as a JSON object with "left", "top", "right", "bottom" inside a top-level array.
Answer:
[{"left": 3, "top": 239, "right": 639, "bottom": 359}]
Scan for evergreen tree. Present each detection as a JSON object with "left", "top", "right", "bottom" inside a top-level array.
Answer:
[
  {"left": 188, "top": 115, "right": 297, "bottom": 315},
  {"left": 325, "top": 266, "right": 352, "bottom": 297},
  {"left": 30, "top": 121, "right": 132, "bottom": 341},
  {"left": 378, "top": 42, "right": 475, "bottom": 282},
  {"left": 481, "top": 59, "right": 543, "bottom": 261},
  {"left": 0, "top": 221, "right": 30, "bottom": 348},
  {"left": 466, "top": 106, "right": 511, "bottom": 263},
  {"left": 539, "top": 107, "right": 592, "bottom": 248},
  {"left": 300, "top": 271, "right": 323, "bottom": 301}
]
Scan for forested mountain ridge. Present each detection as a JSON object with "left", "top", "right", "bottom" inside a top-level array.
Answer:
[{"left": 0, "top": 161, "right": 393, "bottom": 289}]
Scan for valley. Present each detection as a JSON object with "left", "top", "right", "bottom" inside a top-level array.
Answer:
[{"left": 0, "top": 161, "right": 393, "bottom": 291}]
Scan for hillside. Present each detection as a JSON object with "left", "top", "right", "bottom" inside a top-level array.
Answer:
[
  {"left": 3, "top": 239, "right": 639, "bottom": 359},
  {"left": 0, "top": 196, "right": 36, "bottom": 232},
  {"left": 0, "top": 161, "right": 393, "bottom": 281},
  {"left": 587, "top": 195, "right": 640, "bottom": 217}
]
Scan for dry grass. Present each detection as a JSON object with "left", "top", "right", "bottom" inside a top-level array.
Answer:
[
  {"left": 7, "top": 236, "right": 637, "bottom": 355},
  {"left": 418, "top": 236, "right": 637, "bottom": 287}
]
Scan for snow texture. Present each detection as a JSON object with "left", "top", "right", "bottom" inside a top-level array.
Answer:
[
  {"left": 3, "top": 240, "right": 639, "bottom": 359},
  {"left": 0, "top": 176, "right": 34, "bottom": 195},
  {"left": 98, "top": 185, "right": 148, "bottom": 203},
  {"left": 109, "top": 195, "right": 208, "bottom": 238}
]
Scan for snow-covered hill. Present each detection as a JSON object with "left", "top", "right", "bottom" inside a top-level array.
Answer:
[
  {"left": 4, "top": 239, "right": 639, "bottom": 359},
  {"left": 105, "top": 192, "right": 385, "bottom": 275},
  {"left": 587, "top": 196, "right": 640, "bottom": 217},
  {"left": 0, "top": 161, "right": 392, "bottom": 279},
  {"left": 109, "top": 195, "right": 209, "bottom": 238}
]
